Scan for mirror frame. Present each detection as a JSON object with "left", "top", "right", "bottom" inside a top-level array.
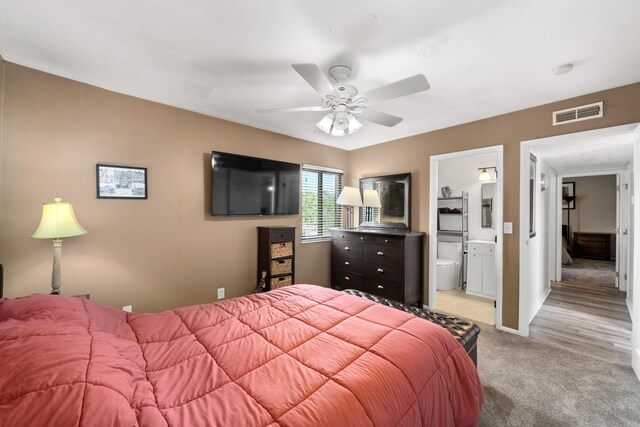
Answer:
[
  {"left": 481, "top": 182, "right": 496, "bottom": 229},
  {"left": 359, "top": 173, "right": 411, "bottom": 230}
]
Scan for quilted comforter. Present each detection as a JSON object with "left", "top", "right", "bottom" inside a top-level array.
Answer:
[{"left": 0, "top": 285, "right": 483, "bottom": 426}]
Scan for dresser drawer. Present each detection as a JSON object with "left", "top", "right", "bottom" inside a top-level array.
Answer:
[
  {"left": 333, "top": 240, "right": 363, "bottom": 259},
  {"left": 332, "top": 271, "right": 363, "bottom": 291},
  {"left": 332, "top": 230, "right": 357, "bottom": 242},
  {"left": 364, "top": 277, "right": 403, "bottom": 302},
  {"left": 362, "top": 260, "right": 403, "bottom": 280},
  {"left": 363, "top": 244, "right": 402, "bottom": 263},
  {"left": 468, "top": 243, "right": 494, "bottom": 256},
  {"left": 374, "top": 236, "right": 402, "bottom": 247},
  {"left": 332, "top": 255, "right": 363, "bottom": 273},
  {"left": 271, "top": 228, "right": 295, "bottom": 243}
]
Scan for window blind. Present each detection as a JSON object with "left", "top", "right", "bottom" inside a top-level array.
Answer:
[{"left": 301, "top": 166, "right": 343, "bottom": 241}]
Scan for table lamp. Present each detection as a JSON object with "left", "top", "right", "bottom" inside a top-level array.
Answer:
[
  {"left": 362, "top": 189, "right": 381, "bottom": 222},
  {"left": 31, "top": 197, "right": 87, "bottom": 294},
  {"left": 336, "top": 186, "right": 363, "bottom": 229}
]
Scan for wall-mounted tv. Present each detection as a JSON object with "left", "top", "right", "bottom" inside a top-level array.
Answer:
[{"left": 211, "top": 151, "right": 300, "bottom": 216}]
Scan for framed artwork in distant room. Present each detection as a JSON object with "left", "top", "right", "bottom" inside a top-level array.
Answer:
[
  {"left": 562, "top": 181, "right": 575, "bottom": 209},
  {"left": 96, "top": 164, "right": 148, "bottom": 199}
]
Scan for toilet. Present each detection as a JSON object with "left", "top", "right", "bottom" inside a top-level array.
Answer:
[{"left": 437, "top": 242, "right": 463, "bottom": 291}]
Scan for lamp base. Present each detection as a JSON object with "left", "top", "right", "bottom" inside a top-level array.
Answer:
[
  {"left": 344, "top": 206, "right": 358, "bottom": 229},
  {"left": 51, "top": 239, "right": 62, "bottom": 295}
]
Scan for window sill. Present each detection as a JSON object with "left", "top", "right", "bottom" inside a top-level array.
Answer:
[{"left": 301, "top": 238, "right": 331, "bottom": 244}]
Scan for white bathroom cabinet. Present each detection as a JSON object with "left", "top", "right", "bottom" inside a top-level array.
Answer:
[{"left": 466, "top": 240, "right": 496, "bottom": 299}]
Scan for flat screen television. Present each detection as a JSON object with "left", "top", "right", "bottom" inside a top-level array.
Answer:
[{"left": 211, "top": 151, "right": 300, "bottom": 216}]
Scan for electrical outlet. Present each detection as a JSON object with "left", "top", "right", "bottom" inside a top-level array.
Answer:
[
  {"left": 217, "top": 288, "right": 225, "bottom": 300},
  {"left": 122, "top": 305, "right": 133, "bottom": 312}
]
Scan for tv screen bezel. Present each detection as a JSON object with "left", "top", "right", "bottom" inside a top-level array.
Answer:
[{"left": 210, "top": 151, "right": 300, "bottom": 217}]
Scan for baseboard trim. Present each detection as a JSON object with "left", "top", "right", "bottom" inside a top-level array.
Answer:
[
  {"left": 496, "top": 325, "right": 522, "bottom": 335},
  {"left": 529, "top": 285, "right": 552, "bottom": 323}
]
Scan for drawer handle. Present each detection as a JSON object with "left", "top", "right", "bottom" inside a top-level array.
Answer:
[
  {"left": 385, "top": 239, "right": 389, "bottom": 243},
  {"left": 344, "top": 261, "right": 350, "bottom": 266},
  {"left": 377, "top": 251, "right": 384, "bottom": 256},
  {"left": 340, "top": 234, "right": 345, "bottom": 238},
  {"left": 344, "top": 276, "right": 350, "bottom": 281},
  {"left": 377, "top": 268, "right": 384, "bottom": 273},
  {"left": 360, "top": 237, "right": 364, "bottom": 240},
  {"left": 377, "top": 285, "right": 384, "bottom": 290},
  {"left": 345, "top": 246, "right": 350, "bottom": 251},
  {"left": 278, "top": 260, "right": 285, "bottom": 264},
  {"left": 280, "top": 234, "right": 285, "bottom": 237}
]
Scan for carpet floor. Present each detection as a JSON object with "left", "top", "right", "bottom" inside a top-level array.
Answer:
[{"left": 477, "top": 322, "right": 640, "bottom": 426}]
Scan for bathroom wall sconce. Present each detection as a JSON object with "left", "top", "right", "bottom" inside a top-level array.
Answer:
[{"left": 478, "top": 166, "right": 498, "bottom": 182}]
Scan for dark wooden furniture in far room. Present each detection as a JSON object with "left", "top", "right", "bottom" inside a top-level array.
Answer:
[
  {"left": 573, "top": 232, "right": 613, "bottom": 260},
  {"left": 258, "top": 226, "right": 295, "bottom": 291},
  {"left": 331, "top": 228, "right": 425, "bottom": 306}
]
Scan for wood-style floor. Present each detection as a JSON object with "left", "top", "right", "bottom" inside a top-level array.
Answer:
[{"left": 529, "top": 258, "right": 632, "bottom": 365}]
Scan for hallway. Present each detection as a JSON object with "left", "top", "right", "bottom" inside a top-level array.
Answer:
[{"left": 529, "top": 258, "right": 632, "bottom": 365}]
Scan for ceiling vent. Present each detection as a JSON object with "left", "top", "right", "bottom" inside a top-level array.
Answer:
[{"left": 552, "top": 102, "right": 603, "bottom": 126}]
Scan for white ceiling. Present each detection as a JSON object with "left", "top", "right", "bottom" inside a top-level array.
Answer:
[
  {"left": 1, "top": 1, "right": 639, "bottom": 151},
  {"left": 532, "top": 132, "right": 634, "bottom": 174}
]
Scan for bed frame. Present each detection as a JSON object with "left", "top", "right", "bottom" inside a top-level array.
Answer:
[{"left": 343, "top": 289, "right": 480, "bottom": 366}]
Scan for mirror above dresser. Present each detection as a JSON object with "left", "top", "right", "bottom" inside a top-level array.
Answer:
[{"left": 359, "top": 173, "right": 411, "bottom": 230}]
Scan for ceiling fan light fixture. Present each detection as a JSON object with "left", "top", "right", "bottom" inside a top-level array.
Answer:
[
  {"left": 333, "top": 112, "right": 350, "bottom": 130},
  {"left": 316, "top": 112, "right": 362, "bottom": 137}
]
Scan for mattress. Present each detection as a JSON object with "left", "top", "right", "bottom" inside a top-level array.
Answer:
[{"left": 0, "top": 284, "right": 483, "bottom": 426}]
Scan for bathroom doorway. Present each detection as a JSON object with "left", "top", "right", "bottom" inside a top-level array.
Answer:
[{"left": 429, "top": 146, "right": 504, "bottom": 328}]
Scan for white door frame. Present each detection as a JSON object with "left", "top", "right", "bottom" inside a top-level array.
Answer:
[
  {"left": 428, "top": 145, "right": 504, "bottom": 330},
  {"left": 632, "top": 125, "right": 640, "bottom": 381},
  {"left": 520, "top": 123, "right": 639, "bottom": 346},
  {"left": 553, "top": 169, "right": 628, "bottom": 289}
]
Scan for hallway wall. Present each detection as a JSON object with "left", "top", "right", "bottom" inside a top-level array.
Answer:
[
  {"left": 563, "top": 175, "right": 617, "bottom": 233},
  {"left": 563, "top": 175, "right": 617, "bottom": 259}
]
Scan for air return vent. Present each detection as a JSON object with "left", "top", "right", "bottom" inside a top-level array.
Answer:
[{"left": 552, "top": 102, "right": 603, "bottom": 126}]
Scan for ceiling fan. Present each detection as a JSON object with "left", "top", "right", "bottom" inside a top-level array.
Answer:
[{"left": 256, "top": 64, "right": 430, "bottom": 137}]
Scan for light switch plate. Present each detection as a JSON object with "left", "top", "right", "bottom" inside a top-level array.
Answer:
[
  {"left": 504, "top": 222, "right": 513, "bottom": 234},
  {"left": 217, "top": 288, "right": 225, "bottom": 300},
  {"left": 122, "top": 305, "right": 132, "bottom": 312}
]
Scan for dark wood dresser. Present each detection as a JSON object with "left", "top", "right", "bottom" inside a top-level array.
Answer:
[
  {"left": 572, "top": 232, "right": 613, "bottom": 260},
  {"left": 331, "top": 228, "right": 425, "bottom": 306},
  {"left": 258, "top": 226, "right": 295, "bottom": 291}
]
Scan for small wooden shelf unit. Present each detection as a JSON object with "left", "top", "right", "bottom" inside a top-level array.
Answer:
[{"left": 258, "top": 226, "right": 296, "bottom": 291}]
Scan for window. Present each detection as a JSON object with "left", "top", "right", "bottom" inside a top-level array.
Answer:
[{"left": 301, "top": 165, "right": 343, "bottom": 242}]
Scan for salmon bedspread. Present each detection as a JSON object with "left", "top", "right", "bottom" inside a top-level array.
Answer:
[{"left": 0, "top": 285, "right": 483, "bottom": 426}]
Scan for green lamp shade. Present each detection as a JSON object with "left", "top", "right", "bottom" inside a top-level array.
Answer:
[{"left": 31, "top": 198, "right": 87, "bottom": 239}]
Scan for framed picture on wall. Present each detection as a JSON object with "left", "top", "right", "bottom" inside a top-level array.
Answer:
[
  {"left": 562, "top": 181, "right": 576, "bottom": 210},
  {"left": 96, "top": 164, "right": 148, "bottom": 199}
]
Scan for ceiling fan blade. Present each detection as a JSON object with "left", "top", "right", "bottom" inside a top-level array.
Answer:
[
  {"left": 256, "top": 106, "right": 331, "bottom": 113},
  {"left": 291, "top": 63, "right": 336, "bottom": 96},
  {"left": 361, "top": 109, "right": 404, "bottom": 127},
  {"left": 360, "top": 74, "right": 430, "bottom": 105}
]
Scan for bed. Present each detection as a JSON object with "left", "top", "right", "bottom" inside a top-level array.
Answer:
[{"left": 0, "top": 284, "right": 483, "bottom": 426}]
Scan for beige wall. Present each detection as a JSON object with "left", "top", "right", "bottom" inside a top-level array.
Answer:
[
  {"left": 0, "top": 63, "right": 348, "bottom": 312},
  {"left": 2, "top": 61, "right": 640, "bottom": 328},
  {"left": 348, "top": 82, "right": 640, "bottom": 329},
  {"left": 563, "top": 175, "right": 617, "bottom": 233},
  {"left": 0, "top": 56, "right": 5, "bottom": 259}
]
